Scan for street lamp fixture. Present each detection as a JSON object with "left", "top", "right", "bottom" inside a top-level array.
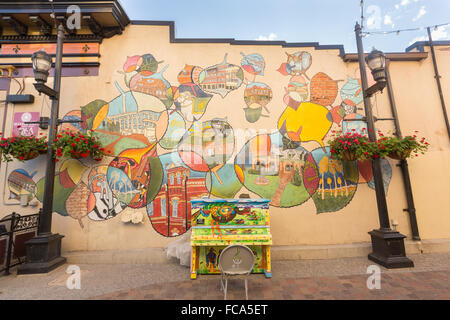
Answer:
[
  {"left": 354, "top": 22, "right": 413, "bottom": 269},
  {"left": 364, "top": 48, "right": 387, "bottom": 97},
  {"left": 31, "top": 50, "right": 52, "bottom": 83},
  {"left": 366, "top": 48, "right": 387, "bottom": 83},
  {"left": 31, "top": 49, "right": 58, "bottom": 99},
  {"left": 18, "top": 24, "right": 67, "bottom": 275}
]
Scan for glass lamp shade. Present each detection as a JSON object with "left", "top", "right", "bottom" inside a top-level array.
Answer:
[
  {"left": 366, "top": 48, "right": 386, "bottom": 71},
  {"left": 31, "top": 50, "right": 52, "bottom": 83},
  {"left": 366, "top": 48, "right": 386, "bottom": 84}
]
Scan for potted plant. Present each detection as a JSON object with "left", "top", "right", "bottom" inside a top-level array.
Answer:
[
  {"left": 53, "top": 129, "right": 105, "bottom": 161},
  {"left": 379, "top": 132, "right": 429, "bottom": 160},
  {"left": 0, "top": 132, "right": 48, "bottom": 162},
  {"left": 328, "top": 129, "right": 375, "bottom": 161}
]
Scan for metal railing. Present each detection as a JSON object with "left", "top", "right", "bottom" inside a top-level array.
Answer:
[{"left": 0, "top": 212, "right": 39, "bottom": 276}]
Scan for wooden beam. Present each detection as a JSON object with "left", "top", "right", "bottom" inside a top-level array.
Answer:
[
  {"left": 343, "top": 52, "right": 428, "bottom": 62},
  {"left": 2, "top": 15, "right": 27, "bottom": 35},
  {"left": 82, "top": 15, "right": 102, "bottom": 35},
  {"left": 29, "top": 15, "right": 52, "bottom": 36}
]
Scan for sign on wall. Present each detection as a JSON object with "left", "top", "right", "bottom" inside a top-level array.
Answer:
[{"left": 13, "top": 112, "right": 40, "bottom": 137}]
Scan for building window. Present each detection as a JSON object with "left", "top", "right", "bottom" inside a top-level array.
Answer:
[
  {"left": 161, "top": 198, "right": 166, "bottom": 216},
  {"left": 170, "top": 174, "right": 174, "bottom": 185},
  {"left": 172, "top": 198, "right": 178, "bottom": 217},
  {"left": 147, "top": 202, "right": 153, "bottom": 216},
  {"left": 177, "top": 172, "right": 181, "bottom": 184}
]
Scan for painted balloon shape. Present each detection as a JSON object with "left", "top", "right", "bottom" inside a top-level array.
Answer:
[
  {"left": 198, "top": 54, "right": 244, "bottom": 98},
  {"left": 278, "top": 102, "right": 333, "bottom": 149}
]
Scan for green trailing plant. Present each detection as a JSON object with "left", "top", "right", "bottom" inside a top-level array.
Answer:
[
  {"left": 378, "top": 131, "right": 429, "bottom": 160},
  {"left": 0, "top": 131, "right": 48, "bottom": 162},
  {"left": 53, "top": 129, "right": 105, "bottom": 162}
]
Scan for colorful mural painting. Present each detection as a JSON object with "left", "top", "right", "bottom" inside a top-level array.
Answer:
[
  {"left": 7, "top": 50, "right": 394, "bottom": 237},
  {"left": 7, "top": 169, "right": 37, "bottom": 200},
  {"left": 241, "top": 52, "right": 273, "bottom": 122},
  {"left": 198, "top": 54, "right": 244, "bottom": 98}
]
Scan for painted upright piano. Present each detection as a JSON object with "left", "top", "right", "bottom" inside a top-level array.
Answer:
[{"left": 190, "top": 198, "right": 272, "bottom": 279}]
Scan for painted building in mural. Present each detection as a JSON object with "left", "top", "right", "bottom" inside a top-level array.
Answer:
[
  {"left": 148, "top": 164, "right": 209, "bottom": 236},
  {"left": 0, "top": 0, "right": 449, "bottom": 261}
]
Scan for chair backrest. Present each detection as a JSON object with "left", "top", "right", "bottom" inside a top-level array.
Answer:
[
  {"left": 218, "top": 245, "right": 255, "bottom": 274},
  {"left": 0, "top": 213, "right": 21, "bottom": 234}
]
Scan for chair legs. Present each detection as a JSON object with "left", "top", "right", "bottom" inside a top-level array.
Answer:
[
  {"left": 245, "top": 277, "right": 248, "bottom": 300},
  {"left": 221, "top": 274, "right": 250, "bottom": 300},
  {"left": 224, "top": 277, "right": 228, "bottom": 300}
]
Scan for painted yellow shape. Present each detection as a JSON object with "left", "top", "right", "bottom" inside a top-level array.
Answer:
[
  {"left": 118, "top": 144, "right": 156, "bottom": 163},
  {"left": 92, "top": 103, "right": 110, "bottom": 130},
  {"left": 318, "top": 156, "right": 329, "bottom": 174},
  {"left": 60, "top": 159, "right": 88, "bottom": 185},
  {"left": 278, "top": 102, "right": 332, "bottom": 147}
]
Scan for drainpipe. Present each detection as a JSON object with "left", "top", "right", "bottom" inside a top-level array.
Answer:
[
  {"left": 1, "top": 74, "right": 12, "bottom": 139},
  {"left": 385, "top": 59, "right": 421, "bottom": 241},
  {"left": 427, "top": 27, "right": 450, "bottom": 140}
]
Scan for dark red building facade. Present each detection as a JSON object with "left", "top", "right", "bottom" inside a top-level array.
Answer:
[{"left": 148, "top": 165, "right": 209, "bottom": 237}]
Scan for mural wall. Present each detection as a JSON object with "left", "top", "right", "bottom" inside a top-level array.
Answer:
[{"left": 6, "top": 42, "right": 395, "bottom": 239}]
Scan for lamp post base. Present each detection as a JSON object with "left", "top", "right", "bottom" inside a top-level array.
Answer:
[
  {"left": 368, "top": 229, "right": 414, "bottom": 269},
  {"left": 17, "top": 233, "right": 66, "bottom": 274}
]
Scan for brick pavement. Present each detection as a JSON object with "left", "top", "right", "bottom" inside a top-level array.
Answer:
[
  {"left": 1, "top": 252, "right": 449, "bottom": 300},
  {"left": 93, "top": 270, "right": 450, "bottom": 300}
]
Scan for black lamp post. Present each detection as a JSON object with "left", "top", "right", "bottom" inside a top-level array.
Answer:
[
  {"left": 18, "top": 24, "right": 67, "bottom": 274},
  {"left": 355, "top": 22, "right": 414, "bottom": 269}
]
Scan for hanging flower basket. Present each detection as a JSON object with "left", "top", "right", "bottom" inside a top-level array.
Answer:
[
  {"left": 341, "top": 150, "right": 357, "bottom": 161},
  {"left": 21, "top": 150, "right": 40, "bottom": 161},
  {"left": 388, "top": 149, "right": 412, "bottom": 160},
  {"left": 379, "top": 132, "right": 429, "bottom": 160},
  {"left": 327, "top": 129, "right": 375, "bottom": 161},
  {"left": 0, "top": 133, "right": 48, "bottom": 162},
  {"left": 53, "top": 129, "right": 105, "bottom": 161}
]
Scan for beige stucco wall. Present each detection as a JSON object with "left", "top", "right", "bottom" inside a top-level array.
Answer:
[{"left": 1, "top": 24, "right": 449, "bottom": 255}]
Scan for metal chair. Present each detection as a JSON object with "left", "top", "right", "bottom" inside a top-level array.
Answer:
[{"left": 218, "top": 244, "right": 255, "bottom": 300}]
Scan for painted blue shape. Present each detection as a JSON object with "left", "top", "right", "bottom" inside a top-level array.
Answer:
[
  {"left": 106, "top": 82, "right": 139, "bottom": 117},
  {"left": 368, "top": 158, "right": 392, "bottom": 193}
]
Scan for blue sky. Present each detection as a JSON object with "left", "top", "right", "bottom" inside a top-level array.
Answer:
[{"left": 121, "top": 0, "right": 450, "bottom": 53}]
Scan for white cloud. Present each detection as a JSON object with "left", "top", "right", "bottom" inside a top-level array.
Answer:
[
  {"left": 395, "top": 0, "right": 410, "bottom": 9},
  {"left": 384, "top": 15, "right": 395, "bottom": 27},
  {"left": 255, "top": 33, "right": 277, "bottom": 41},
  {"left": 409, "top": 26, "right": 449, "bottom": 45},
  {"left": 412, "top": 6, "right": 426, "bottom": 21}
]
